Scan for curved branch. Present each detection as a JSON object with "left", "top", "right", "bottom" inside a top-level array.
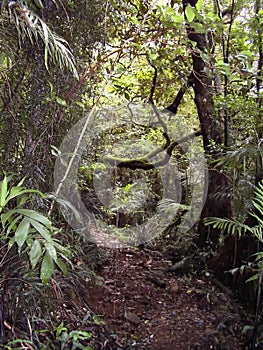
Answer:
[
  {"left": 102, "top": 129, "right": 202, "bottom": 170},
  {"left": 100, "top": 67, "right": 202, "bottom": 171}
]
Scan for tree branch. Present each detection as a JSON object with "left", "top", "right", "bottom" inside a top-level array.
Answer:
[
  {"left": 148, "top": 60, "right": 158, "bottom": 104},
  {"left": 102, "top": 129, "right": 202, "bottom": 170},
  {"left": 100, "top": 68, "right": 202, "bottom": 171},
  {"left": 165, "top": 72, "right": 194, "bottom": 116},
  {"left": 146, "top": 60, "right": 171, "bottom": 152}
]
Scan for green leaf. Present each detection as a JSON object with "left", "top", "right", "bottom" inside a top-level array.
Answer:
[
  {"left": 92, "top": 314, "right": 105, "bottom": 325},
  {"left": 8, "top": 237, "right": 15, "bottom": 249},
  {"left": 76, "top": 101, "right": 85, "bottom": 108},
  {"left": 55, "top": 322, "right": 68, "bottom": 337},
  {"left": 215, "top": 61, "right": 231, "bottom": 77},
  {"left": 130, "top": 16, "right": 139, "bottom": 25},
  {"left": 54, "top": 197, "right": 83, "bottom": 223},
  {"left": 56, "top": 97, "right": 67, "bottom": 106},
  {"left": 6, "top": 339, "right": 35, "bottom": 346},
  {"left": 45, "top": 242, "right": 57, "bottom": 262},
  {"left": 1, "top": 209, "right": 22, "bottom": 227},
  {"left": 55, "top": 258, "right": 68, "bottom": 275},
  {"left": 41, "top": 18, "right": 50, "bottom": 71},
  {"left": 172, "top": 15, "right": 184, "bottom": 23},
  {"left": 200, "top": 51, "right": 210, "bottom": 64},
  {"left": 40, "top": 252, "right": 54, "bottom": 284},
  {"left": 164, "top": 7, "right": 184, "bottom": 23},
  {"left": 238, "top": 50, "right": 254, "bottom": 60},
  {"left": 0, "top": 175, "right": 8, "bottom": 208},
  {"left": 16, "top": 209, "right": 51, "bottom": 228},
  {"left": 27, "top": 218, "right": 53, "bottom": 242},
  {"left": 191, "top": 22, "right": 204, "bottom": 32},
  {"left": 16, "top": 177, "right": 26, "bottom": 187},
  {"left": 7, "top": 186, "right": 25, "bottom": 201},
  {"left": 185, "top": 5, "right": 196, "bottom": 22},
  {"left": 196, "top": 0, "right": 203, "bottom": 11},
  {"left": 7, "top": 188, "right": 43, "bottom": 203},
  {"left": 29, "top": 239, "right": 42, "bottom": 269},
  {"left": 148, "top": 52, "right": 158, "bottom": 60},
  {"left": 15, "top": 218, "right": 30, "bottom": 251},
  {"left": 204, "top": 66, "right": 214, "bottom": 79},
  {"left": 5, "top": 215, "right": 22, "bottom": 236},
  {"left": 53, "top": 240, "right": 71, "bottom": 258},
  {"left": 242, "top": 325, "right": 254, "bottom": 334},
  {"left": 69, "top": 330, "right": 92, "bottom": 341},
  {"left": 246, "top": 273, "right": 259, "bottom": 282}
]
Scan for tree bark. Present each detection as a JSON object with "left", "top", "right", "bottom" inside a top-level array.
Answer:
[{"left": 182, "top": 0, "right": 231, "bottom": 247}]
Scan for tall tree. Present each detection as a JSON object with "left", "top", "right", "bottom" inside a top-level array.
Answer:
[{"left": 181, "top": 0, "right": 231, "bottom": 247}]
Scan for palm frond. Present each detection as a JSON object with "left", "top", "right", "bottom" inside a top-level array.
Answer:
[
  {"left": 205, "top": 180, "right": 263, "bottom": 243},
  {"left": 208, "top": 185, "right": 233, "bottom": 201},
  {"left": 213, "top": 145, "right": 259, "bottom": 168},
  {"left": 204, "top": 217, "right": 253, "bottom": 237},
  {"left": 1, "top": 2, "right": 78, "bottom": 78}
]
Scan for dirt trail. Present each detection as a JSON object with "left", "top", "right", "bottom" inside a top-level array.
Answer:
[{"left": 84, "top": 246, "right": 251, "bottom": 350}]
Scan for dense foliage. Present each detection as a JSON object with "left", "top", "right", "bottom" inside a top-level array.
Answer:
[{"left": 1, "top": 0, "right": 263, "bottom": 348}]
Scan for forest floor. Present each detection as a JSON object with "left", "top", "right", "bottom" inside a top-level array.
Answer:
[{"left": 73, "top": 243, "right": 255, "bottom": 350}]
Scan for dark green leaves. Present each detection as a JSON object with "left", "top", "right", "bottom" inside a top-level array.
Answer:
[
  {"left": 15, "top": 218, "right": 30, "bottom": 252},
  {"left": 0, "top": 175, "right": 71, "bottom": 284},
  {"left": 41, "top": 252, "right": 54, "bottom": 284},
  {"left": 29, "top": 239, "right": 42, "bottom": 269}
]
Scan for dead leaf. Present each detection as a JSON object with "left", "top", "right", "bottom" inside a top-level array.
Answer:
[
  {"left": 170, "top": 281, "right": 180, "bottom": 293},
  {"left": 125, "top": 310, "right": 141, "bottom": 324}
]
